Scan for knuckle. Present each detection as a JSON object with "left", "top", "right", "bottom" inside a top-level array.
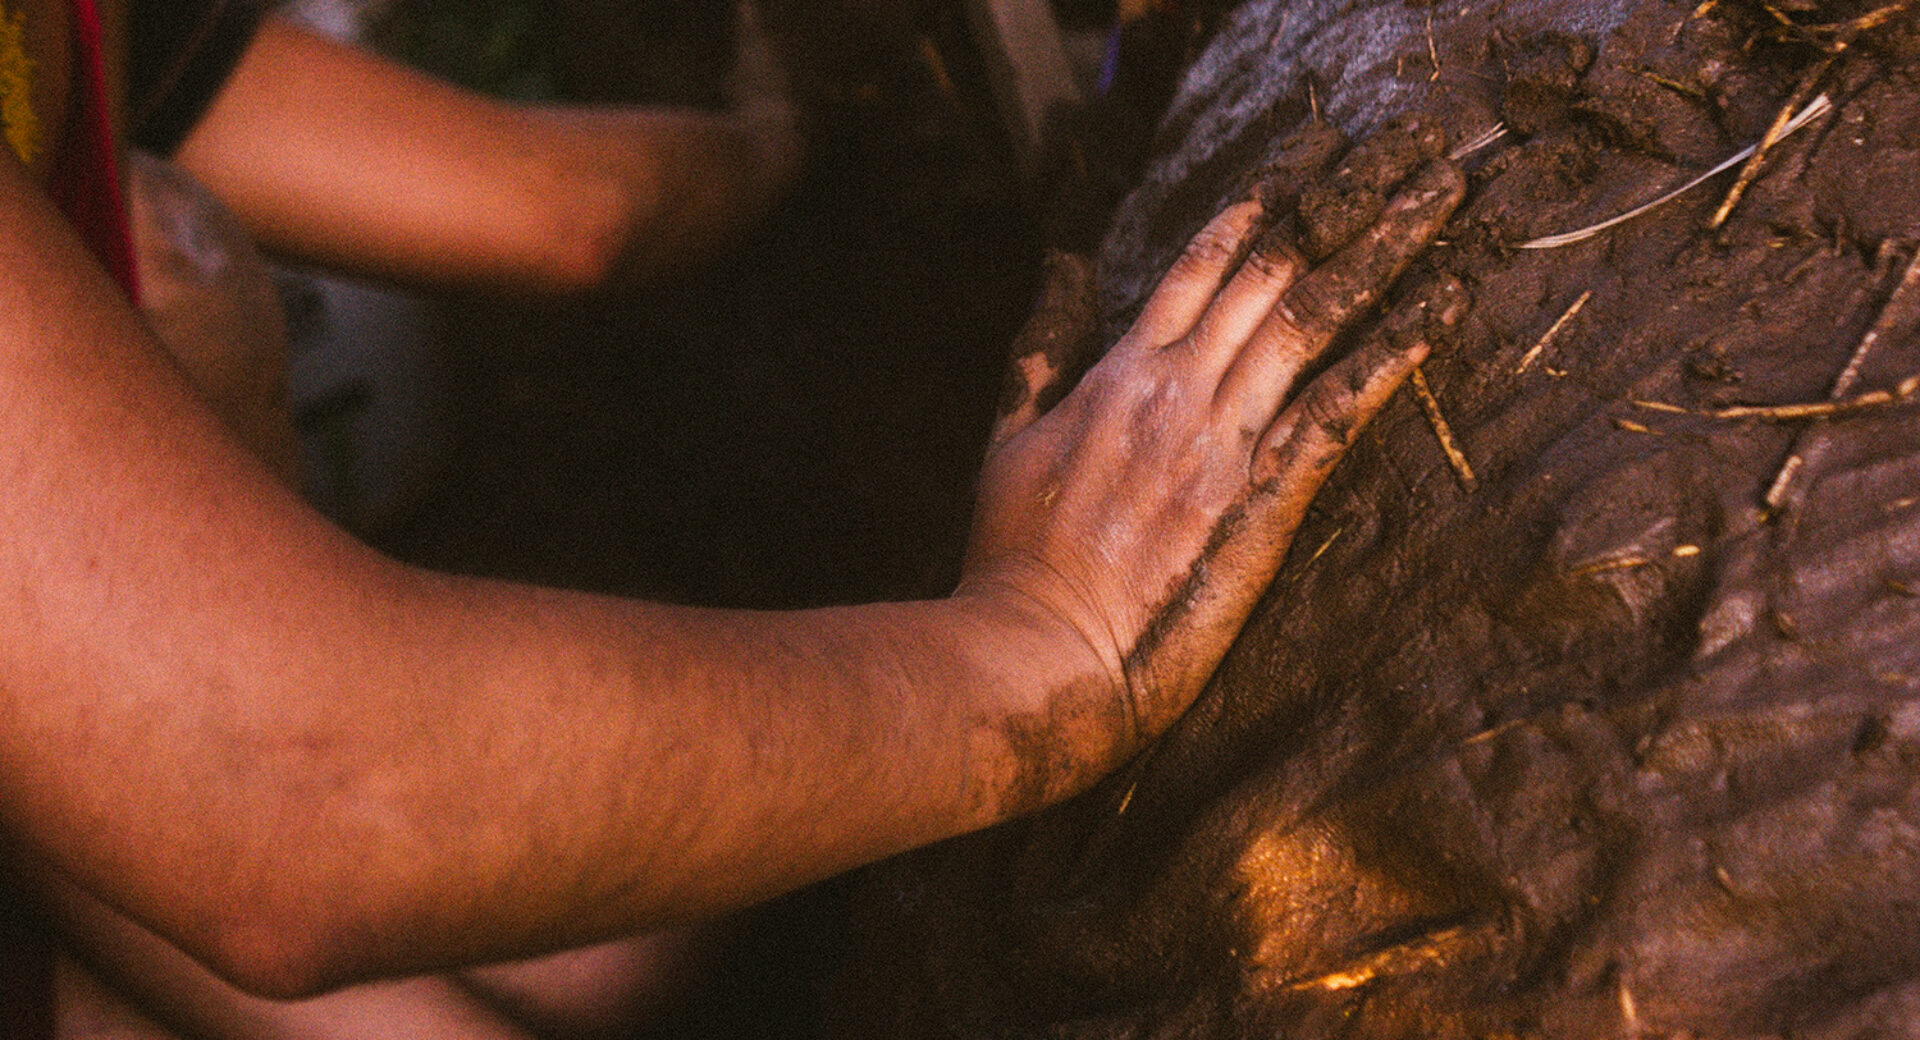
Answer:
[
  {"left": 1262, "top": 301, "right": 1308, "bottom": 343},
  {"left": 1239, "top": 236, "right": 1303, "bottom": 285},
  {"left": 1297, "top": 385, "right": 1357, "bottom": 447},
  {"left": 1173, "top": 225, "right": 1241, "bottom": 276},
  {"left": 1159, "top": 212, "right": 1251, "bottom": 282},
  {"left": 1255, "top": 429, "right": 1339, "bottom": 485},
  {"left": 1259, "top": 427, "right": 1347, "bottom": 483},
  {"left": 1277, "top": 276, "right": 1346, "bottom": 339}
]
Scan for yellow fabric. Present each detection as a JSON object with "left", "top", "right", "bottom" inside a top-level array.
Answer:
[{"left": 0, "top": 0, "right": 39, "bottom": 164}]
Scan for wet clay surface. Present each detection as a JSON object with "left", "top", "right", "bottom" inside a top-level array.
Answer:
[{"left": 836, "top": 2, "right": 1920, "bottom": 1037}]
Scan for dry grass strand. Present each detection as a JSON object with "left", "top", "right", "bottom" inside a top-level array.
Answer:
[
  {"left": 1519, "top": 95, "right": 1830, "bottom": 249},
  {"left": 1409, "top": 366, "right": 1477, "bottom": 492}
]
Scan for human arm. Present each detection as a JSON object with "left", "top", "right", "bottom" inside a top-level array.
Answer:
[
  {"left": 40, "top": 813, "right": 691, "bottom": 1040},
  {"left": 0, "top": 134, "right": 1459, "bottom": 1001},
  {"left": 171, "top": 16, "right": 800, "bottom": 293},
  {"left": 46, "top": 894, "right": 537, "bottom": 1040},
  {"left": 24, "top": 126, "right": 685, "bottom": 1040},
  {"left": 37, "top": 846, "right": 705, "bottom": 1040}
]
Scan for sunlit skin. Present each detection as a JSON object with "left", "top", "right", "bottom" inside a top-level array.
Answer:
[{"left": 0, "top": 2, "right": 1461, "bottom": 1037}]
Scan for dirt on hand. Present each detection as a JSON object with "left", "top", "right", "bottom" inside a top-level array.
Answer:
[{"left": 833, "top": 2, "right": 1920, "bottom": 1037}]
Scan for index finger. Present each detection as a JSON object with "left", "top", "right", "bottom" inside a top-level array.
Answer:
[
  {"left": 1127, "top": 199, "right": 1267, "bottom": 347},
  {"left": 1216, "top": 159, "right": 1465, "bottom": 421}
]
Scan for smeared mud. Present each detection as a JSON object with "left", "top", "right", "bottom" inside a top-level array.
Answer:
[
  {"left": 995, "top": 251, "right": 1102, "bottom": 431},
  {"left": 835, "top": 1, "right": 1920, "bottom": 1037}
]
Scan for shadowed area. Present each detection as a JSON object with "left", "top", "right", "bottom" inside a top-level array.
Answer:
[
  {"left": 370, "top": 0, "right": 1040, "bottom": 610},
  {"left": 336, "top": 5, "right": 1048, "bottom": 1035}
]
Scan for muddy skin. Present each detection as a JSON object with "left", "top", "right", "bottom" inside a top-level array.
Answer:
[
  {"left": 1231, "top": 120, "right": 1350, "bottom": 267},
  {"left": 994, "top": 251, "right": 1101, "bottom": 438},
  {"left": 1297, "top": 116, "right": 1450, "bottom": 260},
  {"left": 1121, "top": 497, "right": 1253, "bottom": 694},
  {"left": 1381, "top": 272, "right": 1472, "bottom": 356},
  {"left": 1245, "top": 220, "right": 1307, "bottom": 280},
  {"left": 1278, "top": 159, "right": 1466, "bottom": 369},
  {"left": 1121, "top": 158, "right": 1464, "bottom": 723},
  {"left": 989, "top": 673, "right": 1137, "bottom": 821},
  {"left": 1237, "top": 121, "right": 1348, "bottom": 217},
  {"left": 835, "top": 2, "right": 1920, "bottom": 1038}
]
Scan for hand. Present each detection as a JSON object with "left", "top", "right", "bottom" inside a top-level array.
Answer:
[{"left": 959, "top": 159, "right": 1466, "bottom": 805}]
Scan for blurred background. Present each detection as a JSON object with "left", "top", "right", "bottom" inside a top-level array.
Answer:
[{"left": 278, "top": 0, "right": 1046, "bottom": 609}]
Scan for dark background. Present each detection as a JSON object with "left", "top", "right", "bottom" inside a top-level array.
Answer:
[{"left": 360, "top": 0, "right": 1039, "bottom": 611}]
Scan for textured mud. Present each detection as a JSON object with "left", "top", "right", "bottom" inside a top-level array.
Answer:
[{"left": 835, "top": 1, "right": 1920, "bottom": 1037}]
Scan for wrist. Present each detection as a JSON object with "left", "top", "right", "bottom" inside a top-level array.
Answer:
[{"left": 942, "top": 581, "right": 1138, "bottom": 823}]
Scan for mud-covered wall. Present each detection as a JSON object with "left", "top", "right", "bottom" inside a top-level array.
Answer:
[{"left": 834, "top": 2, "right": 1920, "bottom": 1036}]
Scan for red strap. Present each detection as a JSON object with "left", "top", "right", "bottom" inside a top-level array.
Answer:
[
  {"left": 2, "top": 4, "right": 137, "bottom": 1034},
  {"left": 50, "top": 0, "right": 139, "bottom": 302}
]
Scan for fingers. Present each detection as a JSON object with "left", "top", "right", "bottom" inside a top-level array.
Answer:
[
  {"left": 1120, "top": 334, "right": 1428, "bottom": 715},
  {"left": 1252, "top": 330, "right": 1425, "bottom": 489},
  {"left": 1001, "top": 123, "right": 1462, "bottom": 460},
  {"left": 1297, "top": 115, "right": 1449, "bottom": 260},
  {"left": 1235, "top": 120, "right": 1348, "bottom": 217},
  {"left": 1248, "top": 264, "right": 1470, "bottom": 486},
  {"left": 1172, "top": 122, "right": 1350, "bottom": 370},
  {"left": 1216, "top": 159, "right": 1465, "bottom": 428},
  {"left": 1128, "top": 199, "right": 1267, "bottom": 347},
  {"left": 1121, "top": 118, "right": 1416, "bottom": 357},
  {"left": 1180, "top": 224, "right": 1309, "bottom": 375}
]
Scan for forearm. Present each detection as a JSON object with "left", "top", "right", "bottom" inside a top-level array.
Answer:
[
  {"left": 176, "top": 19, "right": 797, "bottom": 293},
  {"left": 0, "top": 146, "right": 1110, "bottom": 994},
  {"left": 275, "top": 587, "right": 1106, "bottom": 985},
  {"left": 12, "top": 478, "right": 1105, "bottom": 997},
  {"left": 512, "top": 104, "right": 799, "bottom": 285},
  {"left": 20, "top": 581, "right": 1103, "bottom": 996}
]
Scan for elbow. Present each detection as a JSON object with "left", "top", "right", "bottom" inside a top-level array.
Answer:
[
  {"left": 184, "top": 836, "right": 431, "bottom": 999},
  {"left": 194, "top": 905, "right": 350, "bottom": 1000},
  {"left": 181, "top": 869, "right": 397, "bottom": 999}
]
